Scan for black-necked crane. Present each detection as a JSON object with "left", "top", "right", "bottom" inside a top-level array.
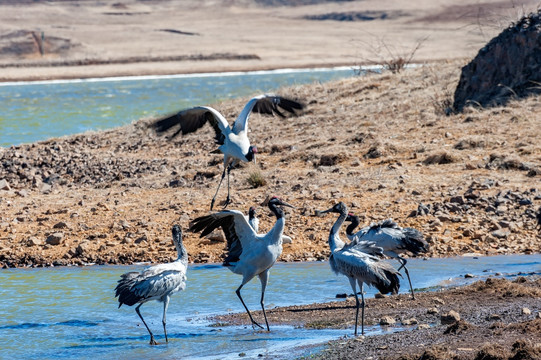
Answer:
[
  {"left": 151, "top": 95, "right": 304, "bottom": 210},
  {"left": 247, "top": 205, "right": 292, "bottom": 244},
  {"left": 318, "top": 202, "right": 400, "bottom": 336},
  {"left": 114, "top": 225, "right": 188, "bottom": 345},
  {"left": 345, "top": 214, "right": 428, "bottom": 299},
  {"left": 190, "top": 196, "right": 295, "bottom": 331}
]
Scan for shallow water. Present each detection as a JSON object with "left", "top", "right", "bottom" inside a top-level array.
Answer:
[
  {"left": 0, "top": 254, "right": 539, "bottom": 359},
  {"left": 0, "top": 67, "right": 364, "bottom": 147}
]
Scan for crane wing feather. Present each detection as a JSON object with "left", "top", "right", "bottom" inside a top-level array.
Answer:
[
  {"left": 232, "top": 95, "right": 304, "bottom": 134},
  {"left": 190, "top": 210, "right": 257, "bottom": 264},
  {"left": 152, "top": 106, "right": 230, "bottom": 145}
]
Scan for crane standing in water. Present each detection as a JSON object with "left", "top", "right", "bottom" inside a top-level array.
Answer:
[
  {"left": 190, "top": 196, "right": 295, "bottom": 331},
  {"left": 318, "top": 202, "right": 400, "bottom": 336},
  {"left": 115, "top": 225, "right": 188, "bottom": 345},
  {"left": 344, "top": 214, "right": 428, "bottom": 299}
]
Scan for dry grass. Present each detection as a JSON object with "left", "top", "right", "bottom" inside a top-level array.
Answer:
[{"left": 246, "top": 169, "right": 267, "bottom": 188}]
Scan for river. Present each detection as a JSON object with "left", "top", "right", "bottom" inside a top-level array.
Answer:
[
  {"left": 1, "top": 254, "right": 540, "bottom": 359},
  {"left": 0, "top": 66, "right": 369, "bottom": 147}
]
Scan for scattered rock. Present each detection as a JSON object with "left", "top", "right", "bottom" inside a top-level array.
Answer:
[
  {"left": 444, "top": 319, "right": 475, "bottom": 334},
  {"left": 464, "top": 273, "right": 475, "bottom": 278},
  {"left": 206, "top": 230, "right": 225, "bottom": 242},
  {"left": 433, "top": 297, "right": 445, "bottom": 305},
  {"left": 441, "top": 310, "right": 460, "bottom": 324},
  {"left": 53, "top": 221, "right": 70, "bottom": 229},
  {"left": 417, "top": 324, "right": 431, "bottom": 330},
  {"left": 26, "top": 237, "right": 43, "bottom": 246},
  {"left": 522, "top": 307, "right": 531, "bottom": 315},
  {"left": 0, "top": 179, "right": 10, "bottom": 191},
  {"left": 379, "top": 316, "right": 396, "bottom": 326},
  {"left": 492, "top": 229, "right": 510, "bottom": 239},
  {"left": 46, "top": 232, "right": 64, "bottom": 245},
  {"left": 401, "top": 318, "right": 418, "bottom": 325},
  {"left": 427, "top": 307, "right": 439, "bottom": 314}
]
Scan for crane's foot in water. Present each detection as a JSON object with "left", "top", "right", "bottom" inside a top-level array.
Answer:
[
  {"left": 251, "top": 320, "right": 265, "bottom": 330},
  {"left": 149, "top": 336, "right": 159, "bottom": 346}
]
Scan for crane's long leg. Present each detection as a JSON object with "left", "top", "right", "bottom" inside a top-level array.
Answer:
[
  {"left": 348, "top": 277, "right": 360, "bottom": 336},
  {"left": 397, "top": 257, "right": 415, "bottom": 300},
  {"left": 135, "top": 303, "right": 158, "bottom": 345},
  {"left": 358, "top": 281, "right": 365, "bottom": 336},
  {"left": 210, "top": 167, "right": 226, "bottom": 210},
  {"left": 162, "top": 296, "right": 170, "bottom": 343},
  {"left": 236, "top": 283, "right": 264, "bottom": 330},
  {"left": 258, "top": 270, "right": 270, "bottom": 331},
  {"left": 223, "top": 164, "right": 233, "bottom": 208}
]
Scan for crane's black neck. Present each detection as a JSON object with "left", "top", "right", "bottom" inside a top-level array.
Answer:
[
  {"left": 329, "top": 209, "right": 347, "bottom": 253},
  {"left": 268, "top": 202, "right": 284, "bottom": 219},
  {"left": 346, "top": 215, "right": 360, "bottom": 236}
]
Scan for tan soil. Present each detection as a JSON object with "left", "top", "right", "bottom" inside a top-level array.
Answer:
[{"left": 1, "top": 0, "right": 540, "bottom": 81}]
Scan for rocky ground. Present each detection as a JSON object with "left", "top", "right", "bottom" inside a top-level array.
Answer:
[
  {"left": 211, "top": 276, "right": 540, "bottom": 360},
  {"left": 1, "top": 60, "right": 541, "bottom": 268}
]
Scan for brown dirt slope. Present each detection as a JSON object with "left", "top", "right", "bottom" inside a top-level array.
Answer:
[{"left": 0, "top": 60, "right": 540, "bottom": 268}]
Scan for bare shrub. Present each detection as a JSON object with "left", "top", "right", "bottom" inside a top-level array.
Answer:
[
  {"left": 246, "top": 170, "right": 267, "bottom": 188},
  {"left": 354, "top": 34, "right": 428, "bottom": 73}
]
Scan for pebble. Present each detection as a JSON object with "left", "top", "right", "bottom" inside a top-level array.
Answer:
[
  {"left": 401, "top": 318, "right": 418, "bottom": 325},
  {"left": 417, "top": 324, "right": 431, "bottom": 330},
  {"left": 0, "top": 179, "right": 10, "bottom": 191},
  {"left": 522, "top": 307, "right": 531, "bottom": 315},
  {"left": 379, "top": 316, "right": 396, "bottom": 326},
  {"left": 26, "top": 237, "right": 43, "bottom": 247}
]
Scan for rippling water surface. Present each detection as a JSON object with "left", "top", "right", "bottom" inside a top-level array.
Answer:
[
  {"left": 0, "top": 67, "right": 362, "bottom": 147},
  {"left": 1, "top": 254, "right": 539, "bottom": 359}
]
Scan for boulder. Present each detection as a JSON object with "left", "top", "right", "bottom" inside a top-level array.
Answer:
[{"left": 453, "top": 10, "right": 541, "bottom": 111}]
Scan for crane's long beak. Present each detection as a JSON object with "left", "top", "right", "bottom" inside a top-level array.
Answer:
[
  {"left": 280, "top": 200, "right": 295, "bottom": 209},
  {"left": 315, "top": 207, "right": 333, "bottom": 217}
]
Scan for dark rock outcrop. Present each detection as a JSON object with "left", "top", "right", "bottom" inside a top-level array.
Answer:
[{"left": 453, "top": 10, "right": 541, "bottom": 111}]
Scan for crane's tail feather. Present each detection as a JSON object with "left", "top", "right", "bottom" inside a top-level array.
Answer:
[
  {"left": 402, "top": 228, "right": 429, "bottom": 254},
  {"left": 374, "top": 268, "right": 401, "bottom": 295},
  {"left": 114, "top": 272, "right": 142, "bottom": 307}
]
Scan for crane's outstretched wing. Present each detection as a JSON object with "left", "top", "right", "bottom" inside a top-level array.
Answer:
[
  {"left": 232, "top": 95, "right": 304, "bottom": 134},
  {"left": 152, "top": 106, "right": 230, "bottom": 145},
  {"left": 189, "top": 210, "right": 257, "bottom": 264}
]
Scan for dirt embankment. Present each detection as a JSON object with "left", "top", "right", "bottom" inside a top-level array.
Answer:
[{"left": 0, "top": 61, "right": 540, "bottom": 268}]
